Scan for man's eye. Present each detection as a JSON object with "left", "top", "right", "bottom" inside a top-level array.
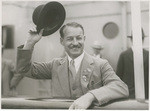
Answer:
[
  {"left": 77, "top": 36, "right": 82, "bottom": 40},
  {"left": 67, "top": 38, "right": 73, "bottom": 41}
]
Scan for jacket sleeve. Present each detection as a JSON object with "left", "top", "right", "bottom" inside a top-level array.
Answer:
[
  {"left": 89, "top": 60, "right": 129, "bottom": 105},
  {"left": 16, "top": 45, "right": 53, "bottom": 79}
]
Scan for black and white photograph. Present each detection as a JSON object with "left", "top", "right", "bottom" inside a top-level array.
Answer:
[{"left": 1, "top": 0, "right": 149, "bottom": 109}]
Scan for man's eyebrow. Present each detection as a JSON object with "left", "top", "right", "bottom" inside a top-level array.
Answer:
[
  {"left": 66, "top": 35, "right": 83, "bottom": 38},
  {"left": 66, "top": 36, "right": 73, "bottom": 39},
  {"left": 66, "top": 36, "right": 74, "bottom": 38}
]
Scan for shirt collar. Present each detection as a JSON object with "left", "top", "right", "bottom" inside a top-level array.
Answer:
[{"left": 66, "top": 51, "right": 85, "bottom": 65}]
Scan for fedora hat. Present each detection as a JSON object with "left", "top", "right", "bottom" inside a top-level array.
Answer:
[
  {"left": 91, "top": 41, "right": 104, "bottom": 50},
  {"left": 32, "top": 1, "right": 66, "bottom": 36},
  {"left": 127, "top": 28, "right": 146, "bottom": 39}
]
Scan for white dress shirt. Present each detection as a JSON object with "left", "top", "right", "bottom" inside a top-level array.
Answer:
[{"left": 66, "top": 52, "right": 85, "bottom": 73}]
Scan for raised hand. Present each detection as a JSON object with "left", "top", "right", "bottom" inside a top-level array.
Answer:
[{"left": 23, "top": 28, "right": 44, "bottom": 49}]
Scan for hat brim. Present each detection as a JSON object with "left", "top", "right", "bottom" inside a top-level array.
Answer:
[{"left": 37, "top": 2, "right": 66, "bottom": 36}]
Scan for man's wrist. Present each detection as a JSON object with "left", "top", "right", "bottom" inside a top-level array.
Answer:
[
  {"left": 86, "top": 92, "right": 95, "bottom": 102},
  {"left": 23, "top": 41, "right": 35, "bottom": 49}
]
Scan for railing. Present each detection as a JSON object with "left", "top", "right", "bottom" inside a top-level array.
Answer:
[{"left": 1, "top": 97, "right": 148, "bottom": 110}]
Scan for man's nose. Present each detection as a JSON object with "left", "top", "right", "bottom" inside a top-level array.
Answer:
[{"left": 72, "top": 38, "right": 78, "bottom": 45}]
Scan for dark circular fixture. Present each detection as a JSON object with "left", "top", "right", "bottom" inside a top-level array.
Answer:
[{"left": 103, "top": 22, "right": 119, "bottom": 39}]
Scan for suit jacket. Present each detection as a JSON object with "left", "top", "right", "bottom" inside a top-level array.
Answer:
[
  {"left": 116, "top": 48, "right": 149, "bottom": 99},
  {"left": 17, "top": 45, "right": 129, "bottom": 105}
]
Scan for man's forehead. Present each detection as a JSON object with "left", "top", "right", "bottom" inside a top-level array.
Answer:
[
  {"left": 64, "top": 26, "right": 82, "bottom": 31},
  {"left": 63, "top": 26, "right": 83, "bottom": 35}
]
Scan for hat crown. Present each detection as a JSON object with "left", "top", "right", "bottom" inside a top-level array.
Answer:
[{"left": 32, "top": 5, "right": 44, "bottom": 25}]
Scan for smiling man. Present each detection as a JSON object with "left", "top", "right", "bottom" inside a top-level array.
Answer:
[
  {"left": 17, "top": 22, "right": 129, "bottom": 109},
  {"left": 60, "top": 23, "right": 85, "bottom": 59}
]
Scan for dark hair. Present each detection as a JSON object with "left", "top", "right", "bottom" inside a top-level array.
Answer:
[{"left": 59, "top": 22, "right": 84, "bottom": 38}]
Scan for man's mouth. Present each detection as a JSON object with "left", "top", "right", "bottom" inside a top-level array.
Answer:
[
  {"left": 71, "top": 47, "right": 81, "bottom": 50},
  {"left": 70, "top": 46, "right": 81, "bottom": 49},
  {"left": 72, "top": 47, "right": 79, "bottom": 49}
]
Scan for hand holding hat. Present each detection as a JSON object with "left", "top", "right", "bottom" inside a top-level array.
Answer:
[
  {"left": 28, "top": 28, "right": 44, "bottom": 44},
  {"left": 23, "top": 28, "right": 44, "bottom": 50},
  {"left": 24, "top": 1, "right": 66, "bottom": 49}
]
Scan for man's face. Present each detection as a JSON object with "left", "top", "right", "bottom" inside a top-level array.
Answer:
[{"left": 60, "top": 26, "right": 85, "bottom": 59}]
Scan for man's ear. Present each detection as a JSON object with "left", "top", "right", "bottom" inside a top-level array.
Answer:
[
  {"left": 84, "top": 36, "right": 86, "bottom": 41},
  {"left": 60, "top": 37, "right": 64, "bottom": 45}
]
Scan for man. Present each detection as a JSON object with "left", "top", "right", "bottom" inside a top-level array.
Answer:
[
  {"left": 17, "top": 22, "right": 129, "bottom": 109},
  {"left": 116, "top": 29, "right": 149, "bottom": 99},
  {"left": 91, "top": 41, "right": 104, "bottom": 58}
]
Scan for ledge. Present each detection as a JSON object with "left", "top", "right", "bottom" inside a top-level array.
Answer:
[{"left": 1, "top": 97, "right": 149, "bottom": 110}]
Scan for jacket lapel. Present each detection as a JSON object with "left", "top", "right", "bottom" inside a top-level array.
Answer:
[
  {"left": 57, "top": 57, "right": 71, "bottom": 98},
  {"left": 80, "top": 53, "right": 94, "bottom": 94}
]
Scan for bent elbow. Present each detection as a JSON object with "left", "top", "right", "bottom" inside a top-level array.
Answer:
[
  {"left": 121, "top": 82, "right": 129, "bottom": 98},
  {"left": 124, "top": 84, "right": 129, "bottom": 97}
]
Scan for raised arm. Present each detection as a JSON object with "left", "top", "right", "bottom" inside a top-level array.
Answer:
[{"left": 16, "top": 29, "right": 52, "bottom": 79}]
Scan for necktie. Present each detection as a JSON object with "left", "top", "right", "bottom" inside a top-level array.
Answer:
[{"left": 69, "top": 60, "right": 76, "bottom": 80}]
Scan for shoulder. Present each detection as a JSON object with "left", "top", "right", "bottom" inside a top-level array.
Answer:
[
  {"left": 123, "top": 48, "right": 132, "bottom": 54},
  {"left": 86, "top": 53, "right": 108, "bottom": 66},
  {"left": 119, "top": 48, "right": 132, "bottom": 58},
  {"left": 143, "top": 49, "right": 149, "bottom": 54},
  {"left": 94, "top": 57, "right": 108, "bottom": 65},
  {"left": 49, "top": 57, "right": 67, "bottom": 65}
]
